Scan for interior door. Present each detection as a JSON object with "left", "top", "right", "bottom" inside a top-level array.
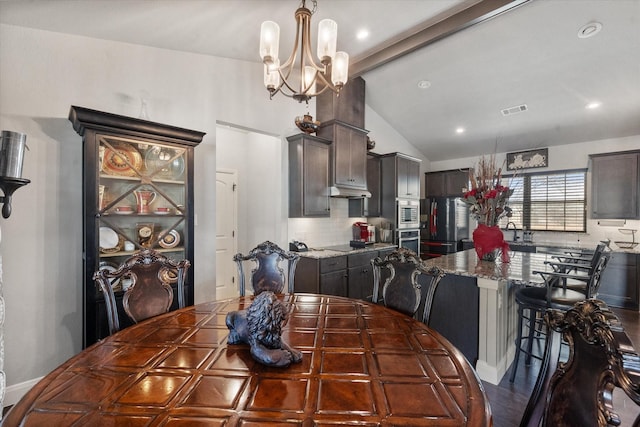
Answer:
[{"left": 216, "top": 170, "right": 239, "bottom": 299}]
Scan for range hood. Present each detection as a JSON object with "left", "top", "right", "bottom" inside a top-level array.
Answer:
[{"left": 330, "top": 185, "right": 371, "bottom": 198}]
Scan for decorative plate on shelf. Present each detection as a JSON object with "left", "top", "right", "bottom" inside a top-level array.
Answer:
[
  {"left": 144, "top": 146, "right": 185, "bottom": 179},
  {"left": 99, "top": 226, "right": 123, "bottom": 253},
  {"left": 158, "top": 229, "right": 181, "bottom": 249},
  {"left": 98, "top": 261, "right": 133, "bottom": 291},
  {"left": 102, "top": 143, "right": 143, "bottom": 177}
]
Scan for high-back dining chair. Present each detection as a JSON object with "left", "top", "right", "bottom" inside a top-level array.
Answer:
[
  {"left": 520, "top": 299, "right": 640, "bottom": 427},
  {"left": 233, "top": 240, "right": 300, "bottom": 296},
  {"left": 371, "top": 248, "right": 445, "bottom": 324},
  {"left": 93, "top": 248, "right": 190, "bottom": 335}
]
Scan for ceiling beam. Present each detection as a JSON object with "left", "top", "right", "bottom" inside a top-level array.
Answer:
[{"left": 350, "top": 0, "right": 531, "bottom": 77}]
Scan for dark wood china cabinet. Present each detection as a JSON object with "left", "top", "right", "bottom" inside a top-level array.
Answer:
[{"left": 69, "top": 106, "right": 204, "bottom": 347}]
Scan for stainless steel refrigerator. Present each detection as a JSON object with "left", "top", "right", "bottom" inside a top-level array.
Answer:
[{"left": 421, "top": 197, "right": 469, "bottom": 258}]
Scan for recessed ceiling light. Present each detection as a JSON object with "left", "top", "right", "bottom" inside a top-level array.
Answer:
[
  {"left": 578, "top": 21, "right": 602, "bottom": 39},
  {"left": 417, "top": 80, "right": 431, "bottom": 89},
  {"left": 456, "top": 127, "right": 465, "bottom": 134},
  {"left": 356, "top": 29, "right": 369, "bottom": 40},
  {"left": 586, "top": 101, "right": 602, "bottom": 109}
]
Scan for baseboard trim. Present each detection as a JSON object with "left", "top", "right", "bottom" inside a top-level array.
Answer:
[{"left": 3, "top": 377, "right": 42, "bottom": 408}]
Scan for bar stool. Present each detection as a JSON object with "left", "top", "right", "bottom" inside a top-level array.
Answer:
[{"left": 510, "top": 249, "right": 611, "bottom": 382}]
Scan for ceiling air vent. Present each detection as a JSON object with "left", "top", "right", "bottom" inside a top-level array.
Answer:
[{"left": 501, "top": 104, "right": 528, "bottom": 116}]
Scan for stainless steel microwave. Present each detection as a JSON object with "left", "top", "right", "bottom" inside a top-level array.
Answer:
[{"left": 397, "top": 199, "right": 420, "bottom": 229}]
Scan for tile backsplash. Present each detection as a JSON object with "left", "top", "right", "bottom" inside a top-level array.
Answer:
[
  {"left": 516, "top": 218, "right": 640, "bottom": 251},
  {"left": 288, "top": 198, "right": 364, "bottom": 248}
]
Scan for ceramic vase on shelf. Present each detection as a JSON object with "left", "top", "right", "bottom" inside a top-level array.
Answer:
[{"left": 472, "top": 223, "right": 509, "bottom": 262}]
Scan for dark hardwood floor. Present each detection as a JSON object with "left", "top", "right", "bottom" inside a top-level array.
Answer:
[{"left": 483, "top": 307, "right": 640, "bottom": 426}]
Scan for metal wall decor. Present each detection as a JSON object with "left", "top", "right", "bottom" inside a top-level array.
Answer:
[{"left": 507, "top": 147, "right": 548, "bottom": 170}]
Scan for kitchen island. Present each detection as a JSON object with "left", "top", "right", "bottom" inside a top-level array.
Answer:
[{"left": 424, "top": 249, "right": 555, "bottom": 385}]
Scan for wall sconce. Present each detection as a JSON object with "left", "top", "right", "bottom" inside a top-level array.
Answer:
[{"left": 0, "top": 130, "right": 30, "bottom": 218}]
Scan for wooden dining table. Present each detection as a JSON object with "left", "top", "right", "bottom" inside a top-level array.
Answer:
[{"left": 5, "top": 293, "right": 492, "bottom": 426}]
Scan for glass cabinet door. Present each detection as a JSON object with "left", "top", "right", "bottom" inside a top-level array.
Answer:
[{"left": 96, "top": 134, "right": 187, "bottom": 291}]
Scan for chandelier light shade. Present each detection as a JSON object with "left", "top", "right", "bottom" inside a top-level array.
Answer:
[{"left": 259, "top": 0, "right": 349, "bottom": 103}]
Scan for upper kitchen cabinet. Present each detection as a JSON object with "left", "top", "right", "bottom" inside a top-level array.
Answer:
[
  {"left": 68, "top": 105, "right": 204, "bottom": 347},
  {"left": 380, "top": 153, "right": 422, "bottom": 200},
  {"left": 590, "top": 151, "right": 640, "bottom": 219},
  {"left": 288, "top": 133, "right": 331, "bottom": 217},
  {"left": 316, "top": 76, "right": 365, "bottom": 128},
  {"left": 425, "top": 169, "right": 470, "bottom": 197},
  {"left": 317, "top": 121, "right": 368, "bottom": 193}
]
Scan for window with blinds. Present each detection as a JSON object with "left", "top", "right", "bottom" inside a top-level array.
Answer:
[{"left": 498, "top": 169, "right": 587, "bottom": 232}]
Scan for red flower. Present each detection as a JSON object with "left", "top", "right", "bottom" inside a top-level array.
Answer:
[
  {"left": 485, "top": 189, "right": 498, "bottom": 199},
  {"left": 464, "top": 189, "right": 477, "bottom": 198}
]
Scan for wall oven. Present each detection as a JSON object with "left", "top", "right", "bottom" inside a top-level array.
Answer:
[
  {"left": 398, "top": 229, "right": 420, "bottom": 255},
  {"left": 397, "top": 199, "right": 420, "bottom": 229}
]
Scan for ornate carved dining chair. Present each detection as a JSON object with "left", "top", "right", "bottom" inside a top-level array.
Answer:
[
  {"left": 93, "top": 248, "right": 190, "bottom": 334},
  {"left": 371, "top": 248, "right": 445, "bottom": 323},
  {"left": 233, "top": 240, "right": 300, "bottom": 296},
  {"left": 510, "top": 249, "right": 611, "bottom": 382},
  {"left": 520, "top": 299, "right": 640, "bottom": 427}
]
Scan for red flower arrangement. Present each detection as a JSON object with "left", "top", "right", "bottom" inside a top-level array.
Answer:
[
  {"left": 462, "top": 155, "right": 513, "bottom": 226},
  {"left": 462, "top": 155, "right": 514, "bottom": 262}
]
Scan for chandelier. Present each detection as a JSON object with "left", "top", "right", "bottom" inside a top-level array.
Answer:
[{"left": 259, "top": 0, "right": 349, "bottom": 103}]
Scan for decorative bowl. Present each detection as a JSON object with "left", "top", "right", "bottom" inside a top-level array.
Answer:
[
  {"left": 295, "top": 115, "right": 320, "bottom": 134},
  {"left": 614, "top": 241, "right": 638, "bottom": 249}
]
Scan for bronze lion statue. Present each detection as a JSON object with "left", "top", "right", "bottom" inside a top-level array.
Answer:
[{"left": 225, "top": 291, "right": 302, "bottom": 367}]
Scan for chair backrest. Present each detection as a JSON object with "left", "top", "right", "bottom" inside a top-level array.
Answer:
[
  {"left": 371, "top": 248, "right": 445, "bottom": 323},
  {"left": 585, "top": 248, "right": 611, "bottom": 298},
  {"left": 233, "top": 240, "right": 300, "bottom": 296},
  {"left": 520, "top": 299, "right": 640, "bottom": 427},
  {"left": 587, "top": 241, "right": 609, "bottom": 270},
  {"left": 93, "top": 249, "right": 190, "bottom": 334}
]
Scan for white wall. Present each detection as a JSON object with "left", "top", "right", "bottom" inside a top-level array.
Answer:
[
  {"left": 366, "top": 104, "right": 432, "bottom": 187},
  {"left": 216, "top": 125, "right": 287, "bottom": 253}
]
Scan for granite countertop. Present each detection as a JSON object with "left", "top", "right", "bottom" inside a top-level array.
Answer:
[
  {"left": 423, "top": 249, "right": 561, "bottom": 285},
  {"left": 297, "top": 243, "right": 397, "bottom": 259},
  {"left": 462, "top": 238, "right": 640, "bottom": 254}
]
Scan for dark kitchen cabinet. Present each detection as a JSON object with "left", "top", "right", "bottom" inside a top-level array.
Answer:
[
  {"left": 321, "top": 270, "right": 348, "bottom": 297},
  {"left": 380, "top": 153, "right": 422, "bottom": 204},
  {"left": 397, "top": 155, "right": 421, "bottom": 199},
  {"left": 288, "top": 133, "right": 331, "bottom": 217},
  {"left": 598, "top": 252, "right": 639, "bottom": 311},
  {"left": 349, "top": 153, "right": 381, "bottom": 217},
  {"left": 69, "top": 105, "right": 204, "bottom": 348},
  {"left": 347, "top": 251, "right": 377, "bottom": 301},
  {"left": 425, "top": 169, "right": 469, "bottom": 197},
  {"left": 590, "top": 151, "right": 640, "bottom": 219},
  {"left": 317, "top": 121, "right": 368, "bottom": 191},
  {"left": 294, "top": 247, "right": 395, "bottom": 300}
]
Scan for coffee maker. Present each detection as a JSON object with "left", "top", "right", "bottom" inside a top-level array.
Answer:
[{"left": 353, "top": 222, "right": 375, "bottom": 243}]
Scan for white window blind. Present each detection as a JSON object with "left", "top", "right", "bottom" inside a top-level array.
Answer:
[{"left": 499, "top": 170, "right": 586, "bottom": 232}]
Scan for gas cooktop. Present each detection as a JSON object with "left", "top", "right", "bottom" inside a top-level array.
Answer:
[
  {"left": 323, "top": 242, "right": 377, "bottom": 252},
  {"left": 323, "top": 245, "right": 360, "bottom": 252}
]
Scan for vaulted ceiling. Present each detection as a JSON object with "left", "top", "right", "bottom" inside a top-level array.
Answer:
[{"left": 1, "top": 0, "right": 639, "bottom": 161}]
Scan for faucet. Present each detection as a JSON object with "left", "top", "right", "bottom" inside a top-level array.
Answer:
[{"left": 506, "top": 222, "right": 519, "bottom": 241}]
